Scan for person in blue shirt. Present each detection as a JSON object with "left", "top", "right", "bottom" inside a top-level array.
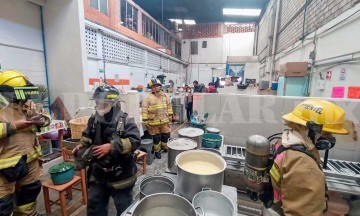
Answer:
[{"left": 193, "top": 81, "right": 202, "bottom": 93}]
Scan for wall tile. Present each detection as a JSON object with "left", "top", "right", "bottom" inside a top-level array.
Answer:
[
  {"left": 249, "top": 96, "right": 283, "bottom": 123},
  {"left": 353, "top": 151, "right": 360, "bottom": 162},
  {"left": 219, "top": 95, "right": 250, "bottom": 118},
  {"left": 332, "top": 149, "right": 354, "bottom": 161}
]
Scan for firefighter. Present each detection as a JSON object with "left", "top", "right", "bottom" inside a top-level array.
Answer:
[
  {"left": 267, "top": 99, "right": 348, "bottom": 216},
  {"left": 73, "top": 84, "right": 140, "bottom": 216},
  {"left": 0, "top": 70, "right": 51, "bottom": 216},
  {"left": 142, "top": 78, "right": 173, "bottom": 159}
]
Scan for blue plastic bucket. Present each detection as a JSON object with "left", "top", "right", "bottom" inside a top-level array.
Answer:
[{"left": 271, "top": 82, "right": 278, "bottom": 90}]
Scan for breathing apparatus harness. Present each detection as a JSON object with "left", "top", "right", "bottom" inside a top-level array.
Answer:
[{"left": 251, "top": 121, "right": 332, "bottom": 211}]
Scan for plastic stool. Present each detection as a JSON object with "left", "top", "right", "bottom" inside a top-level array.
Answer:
[{"left": 140, "top": 139, "right": 154, "bottom": 165}]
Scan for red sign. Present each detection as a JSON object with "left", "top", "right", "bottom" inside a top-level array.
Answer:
[
  {"left": 348, "top": 87, "right": 360, "bottom": 99},
  {"left": 326, "top": 71, "right": 332, "bottom": 80}
]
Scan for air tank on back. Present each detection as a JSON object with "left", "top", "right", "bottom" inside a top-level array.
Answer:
[{"left": 244, "top": 135, "right": 270, "bottom": 200}]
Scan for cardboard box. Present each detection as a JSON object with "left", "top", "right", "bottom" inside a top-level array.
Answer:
[
  {"left": 279, "top": 62, "right": 308, "bottom": 77},
  {"left": 39, "top": 139, "right": 53, "bottom": 156}
]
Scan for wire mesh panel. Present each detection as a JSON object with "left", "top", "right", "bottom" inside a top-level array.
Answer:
[
  {"left": 169, "top": 60, "right": 181, "bottom": 74},
  {"left": 128, "top": 44, "right": 145, "bottom": 65},
  {"left": 102, "top": 34, "right": 130, "bottom": 63},
  {"left": 147, "top": 52, "right": 160, "bottom": 69},
  {"left": 85, "top": 27, "right": 98, "bottom": 56},
  {"left": 160, "top": 57, "right": 168, "bottom": 71}
]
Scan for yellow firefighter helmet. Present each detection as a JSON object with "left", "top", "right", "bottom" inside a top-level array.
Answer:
[
  {"left": 0, "top": 70, "right": 30, "bottom": 87},
  {"left": 282, "top": 99, "right": 348, "bottom": 134},
  {"left": 147, "top": 78, "right": 162, "bottom": 88}
]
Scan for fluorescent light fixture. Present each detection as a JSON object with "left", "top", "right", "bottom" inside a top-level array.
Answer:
[
  {"left": 169, "top": 19, "right": 196, "bottom": 25},
  {"left": 169, "top": 19, "right": 182, "bottom": 24},
  {"left": 223, "top": 8, "right": 261, "bottom": 16},
  {"left": 224, "top": 22, "right": 238, "bottom": 25},
  {"left": 184, "top": 19, "right": 196, "bottom": 25}
]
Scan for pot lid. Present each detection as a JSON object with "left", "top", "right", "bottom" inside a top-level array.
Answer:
[
  {"left": 141, "top": 139, "right": 153, "bottom": 145},
  {"left": 206, "top": 127, "right": 220, "bottom": 132},
  {"left": 168, "top": 138, "right": 197, "bottom": 150},
  {"left": 49, "top": 162, "right": 74, "bottom": 174},
  {"left": 178, "top": 127, "right": 204, "bottom": 137}
]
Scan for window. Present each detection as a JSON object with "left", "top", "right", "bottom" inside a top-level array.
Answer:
[
  {"left": 142, "top": 15, "right": 171, "bottom": 48},
  {"left": 90, "top": 0, "right": 108, "bottom": 15},
  {"left": 191, "top": 41, "right": 198, "bottom": 55},
  {"left": 202, "top": 41, "right": 207, "bottom": 48},
  {"left": 120, "top": 0, "right": 138, "bottom": 32}
]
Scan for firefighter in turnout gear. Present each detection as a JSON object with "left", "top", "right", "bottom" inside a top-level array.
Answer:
[
  {"left": 73, "top": 84, "right": 141, "bottom": 216},
  {"left": 266, "top": 99, "right": 348, "bottom": 216},
  {"left": 142, "top": 79, "right": 173, "bottom": 159},
  {"left": 0, "top": 70, "right": 51, "bottom": 216}
]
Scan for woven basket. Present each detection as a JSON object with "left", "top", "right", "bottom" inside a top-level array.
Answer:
[{"left": 69, "top": 116, "right": 90, "bottom": 139}]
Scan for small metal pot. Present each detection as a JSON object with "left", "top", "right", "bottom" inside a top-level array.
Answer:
[
  {"left": 178, "top": 127, "right": 204, "bottom": 149},
  {"left": 175, "top": 150, "right": 226, "bottom": 201},
  {"left": 127, "top": 193, "right": 197, "bottom": 216},
  {"left": 139, "top": 176, "right": 175, "bottom": 199},
  {"left": 206, "top": 127, "right": 220, "bottom": 134},
  {"left": 192, "top": 189, "right": 236, "bottom": 216},
  {"left": 167, "top": 138, "right": 197, "bottom": 173}
]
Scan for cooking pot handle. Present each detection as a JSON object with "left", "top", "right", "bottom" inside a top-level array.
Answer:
[
  {"left": 195, "top": 206, "right": 205, "bottom": 216},
  {"left": 202, "top": 187, "right": 211, "bottom": 191}
]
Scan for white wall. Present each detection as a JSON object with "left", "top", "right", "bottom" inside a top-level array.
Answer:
[
  {"left": 0, "top": 0, "right": 46, "bottom": 85},
  {"left": 87, "top": 58, "right": 183, "bottom": 92},
  {"left": 223, "top": 33, "right": 255, "bottom": 57},
  {"left": 273, "top": 3, "right": 360, "bottom": 98},
  {"left": 182, "top": 32, "right": 256, "bottom": 85},
  {"left": 193, "top": 93, "right": 360, "bottom": 162},
  {"left": 43, "top": 0, "right": 89, "bottom": 115}
]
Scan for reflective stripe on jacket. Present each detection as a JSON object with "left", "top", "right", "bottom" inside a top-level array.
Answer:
[
  {"left": 269, "top": 129, "right": 326, "bottom": 216},
  {"left": 0, "top": 101, "right": 50, "bottom": 169},
  {"left": 142, "top": 91, "right": 173, "bottom": 126}
]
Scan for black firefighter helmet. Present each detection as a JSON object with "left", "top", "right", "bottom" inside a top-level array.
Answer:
[{"left": 92, "top": 84, "right": 120, "bottom": 101}]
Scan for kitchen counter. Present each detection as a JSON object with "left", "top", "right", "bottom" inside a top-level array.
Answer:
[{"left": 121, "top": 172, "right": 238, "bottom": 215}]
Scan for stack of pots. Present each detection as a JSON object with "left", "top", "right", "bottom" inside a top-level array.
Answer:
[{"left": 178, "top": 127, "right": 204, "bottom": 149}]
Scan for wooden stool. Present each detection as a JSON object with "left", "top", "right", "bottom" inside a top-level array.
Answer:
[
  {"left": 42, "top": 148, "right": 87, "bottom": 216},
  {"left": 135, "top": 150, "right": 147, "bottom": 175}
]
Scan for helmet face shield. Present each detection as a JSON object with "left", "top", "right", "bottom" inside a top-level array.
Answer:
[
  {"left": 95, "top": 100, "right": 113, "bottom": 110},
  {"left": 0, "top": 94, "right": 9, "bottom": 110}
]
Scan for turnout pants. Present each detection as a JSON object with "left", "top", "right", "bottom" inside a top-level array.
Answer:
[
  {"left": 0, "top": 159, "right": 41, "bottom": 216},
  {"left": 87, "top": 182, "right": 134, "bottom": 216},
  {"left": 147, "top": 123, "right": 171, "bottom": 153}
]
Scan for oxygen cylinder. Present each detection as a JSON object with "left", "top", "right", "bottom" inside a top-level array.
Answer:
[{"left": 244, "top": 135, "right": 270, "bottom": 200}]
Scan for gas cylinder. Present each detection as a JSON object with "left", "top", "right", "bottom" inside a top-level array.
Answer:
[{"left": 244, "top": 135, "right": 270, "bottom": 200}]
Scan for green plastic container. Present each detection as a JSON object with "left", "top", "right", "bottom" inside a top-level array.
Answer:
[
  {"left": 202, "top": 133, "right": 222, "bottom": 148},
  {"left": 49, "top": 162, "right": 75, "bottom": 185}
]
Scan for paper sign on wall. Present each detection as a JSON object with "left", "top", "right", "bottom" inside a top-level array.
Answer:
[
  {"left": 316, "top": 80, "right": 325, "bottom": 90},
  {"left": 331, "top": 86, "right": 345, "bottom": 98},
  {"left": 348, "top": 86, "right": 360, "bottom": 99},
  {"left": 326, "top": 71, "right": 332, "bottom": 81},
  {"left": 339, "top": 68, "right": 346, "bottom": 81}
]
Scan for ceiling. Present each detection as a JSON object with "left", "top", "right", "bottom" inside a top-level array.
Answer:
[{"left": 133, "top": 0, "right": 270, "bottom": 24}]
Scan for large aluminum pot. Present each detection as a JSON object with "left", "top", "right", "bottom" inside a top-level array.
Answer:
[
  {"left": 178, "top": 127, "right": 204, "bottom": 149},
  {"left": 175, "top": 150, "right": 226, "bottom": 201},
  {"left": 167, "top": 138, "right": 197, "bottom": 173},
  {"left": 192, "top": 189, "right": 236, "bottom": 216},
  {"left": 128, "top": 193, "right": 197, "bottom": 216},
  {"left": 139, "top": 176, "right": 175, "bottom": 199}
]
